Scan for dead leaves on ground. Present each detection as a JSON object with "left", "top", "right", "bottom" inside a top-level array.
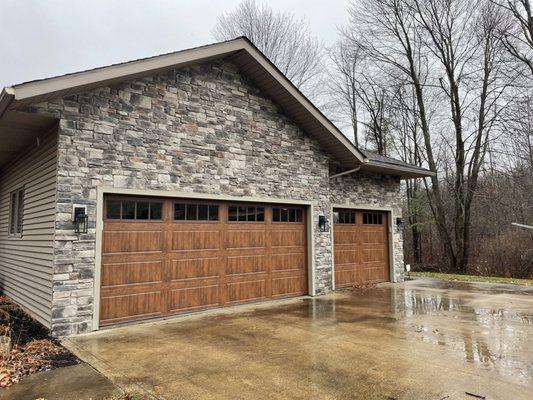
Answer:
[
  {"left": 352, "top": 282, "right": 377, "bottom": 291},
  {"left": 0, "top": 339, "right": 61, "bottom": 387}
]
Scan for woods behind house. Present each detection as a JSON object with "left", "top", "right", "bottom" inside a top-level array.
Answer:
[{"left": 214, "top": 0, "right": 533, "bottom": 278}]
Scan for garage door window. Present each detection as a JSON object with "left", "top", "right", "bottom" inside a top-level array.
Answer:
[
  {"left": 362, "top": 212, "right": 382, "bottom": 225},
  {"left": 106, "top": 200, "right": 162, "bottom": 220},
  {"left": 228, "top": 205, "right": 265, "bottom": 222},
  {"left": 174, "top": 202, "right": 219, "bottom": 221},
  {"left": 335, "top": 210, "right": 356, "bottom": 224},
  {"left": 273, "top": 207, "right": 303, "bottom": 223}
]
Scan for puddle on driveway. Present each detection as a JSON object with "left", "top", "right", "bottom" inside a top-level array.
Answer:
[{"left": 294, "top": 279, "right": 533, "bottom": 386}]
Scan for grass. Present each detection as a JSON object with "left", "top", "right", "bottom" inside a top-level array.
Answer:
[{"left": 411, "top": 271, "right": 533, "bottom": 286}]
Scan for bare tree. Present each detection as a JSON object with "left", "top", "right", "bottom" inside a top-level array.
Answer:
[
  {"left": 354, "top": 72, "right": 393, "bottom": 155},
  {"left": 347, "top": 0, "right": 454, "bottom": 269},
  {"left": 414, "top": 0, "right": 513, "bottom": 271},
  {"left": 327, "top": 37, "right": 363, "bottom": 146},
  {"left": 346, "top": 0, "right": 513, "bottom": 273},
  {"left": 212, "top": 0, "right": 324, "bottom": 97},
  {"left": 391, "top": 84, "right": 426, "bottom": 264},
  {"left": 491, "top": 0, "right": 533, "bottom": 75}
]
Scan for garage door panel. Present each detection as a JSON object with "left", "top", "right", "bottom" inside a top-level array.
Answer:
[
  {"left": 168, "top": 285, "right": 220, "bottom": 312},
  {"left": 226, "top": 279, "right": 267, "bottom": 303},
  {"left": 272, "top": 275, "right": 306, "bottom": 297},
  {"left": 363, "top": 267, "right": 385, "bottom": 283},
  {"left": 100, "top": 281, "right": 164, "bottom": 297},
  {"left": 226, "top": 254, "right": 267, "bottom": 275},
  {"left": 226, "top": 229, "right": 267, "bottom": 250},
  {"left": 171, "top": 230, "right": 221, "bottom": 251},
  {"left": 170, "top": 257, "right": 220, "bottom": 280},
  {"left": 101, "top": 198, "right": 308, "bottom": 326},
  {"left": 100, "top": 291, "right": 163, "bottom": 323},
  {"left": 271, "top": 230, "right": 305, "bottom": 247},
  {"left": 101, "top": 260, "right": 163, "bottom": 287},
  {"left": 335, "top": 249, "right": 357, "bottom": 265},
  {"left": 334, "top": 230, "right": 357, "bottom": 245},
  {"left": 335, "top": 269, "right": 359, "bottom": 286},
  {"left": 362, "top": 248, "right": 386, "bottom": 263},
  {"left": 359, "top": 230, "right": 384, "bottom": 244},
  {"left": 271, "top": 253, "right": 305, "bottom": 272},
  {"left": 103, "top": 230, "right": 164, "bottom": 254}
]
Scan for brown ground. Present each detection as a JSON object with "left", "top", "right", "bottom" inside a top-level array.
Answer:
[{"left": 0, "top": 295, "right": 79, "bottom": 387}]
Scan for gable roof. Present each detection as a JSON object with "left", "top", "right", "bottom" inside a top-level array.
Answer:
[{"left": 0, "top": 37, "right": 434, "bottom": 177}]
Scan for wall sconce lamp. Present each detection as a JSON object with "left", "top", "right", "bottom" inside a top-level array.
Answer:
[
  {"left": 73, "top": 205, "right": 88, "bottom": 235},
  {"left": 318, "top": 212, "right": 328, "bottom": 232},
  {"left": 396, "top": 217, "right": 404, "bottom": 231}
]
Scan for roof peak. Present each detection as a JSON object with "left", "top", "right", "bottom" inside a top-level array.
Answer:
[{"left": 0, "top": 38, "right": 433, "bottom": 178}]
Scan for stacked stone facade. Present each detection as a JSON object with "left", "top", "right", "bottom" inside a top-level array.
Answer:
[{"left": 21, "top": 60, "right": 403, "bottom": 336}]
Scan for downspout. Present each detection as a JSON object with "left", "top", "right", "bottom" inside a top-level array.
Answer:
[
  {"left": 329, "top": 165, "right": 361, "bottom": 179},
  {"left": 0, "top": 87, "right": 15, "bottom": 118}
]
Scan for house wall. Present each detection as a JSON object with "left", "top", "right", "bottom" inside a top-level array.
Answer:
[
  {"left": 330, "top": 172, "right": 405, "bottom": 281},
  {"left": 20, "top": 60, "right": 404, "bottom": 336},
  {"left": 0, "top": 130, "right": 57, "bottom": 327}
]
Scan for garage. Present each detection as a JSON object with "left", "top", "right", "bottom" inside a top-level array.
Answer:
[
  {"left": 99, "top": 196, "right": 308, "bottom": 326},
  {"left": 333, "top": 209, "right": 390, "bottom": 287}
]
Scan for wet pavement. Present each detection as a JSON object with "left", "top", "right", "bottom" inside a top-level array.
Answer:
[
  {"left": 0, "top": 363, "right": 119, "bottom": 400},
  {"left": 64, "top": 278, "right": 533, "bottom": 399}
]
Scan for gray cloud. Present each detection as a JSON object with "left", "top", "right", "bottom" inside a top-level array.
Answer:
[{"left": 0, "top": 0, "right": 347, "bottom": 88}]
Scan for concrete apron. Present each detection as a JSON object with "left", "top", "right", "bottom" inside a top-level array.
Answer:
[
  {"left": 63, "top": 278, "right": 533, "bottom": 400},
  {"left": 0, "top": 364, "right": 119, "bottom": 400}
]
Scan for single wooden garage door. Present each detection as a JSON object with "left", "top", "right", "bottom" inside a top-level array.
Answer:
[
  {"left": 333, "top": 209, "right": 389, "bottom": 287},
  {"left": 99, "top": 197, "right": 308, "bottom": 326}
]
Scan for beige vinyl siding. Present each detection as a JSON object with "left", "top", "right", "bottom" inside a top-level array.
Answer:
[{"left": 0, "top": 130, "right": 57, "bottom": 327}]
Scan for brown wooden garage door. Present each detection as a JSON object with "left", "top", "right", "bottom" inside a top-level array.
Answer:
[
  {"left": 333, "top": 209, "right": 390, "bottom": 287},
  {"left": 99, "top": 197, "right": 308, "bottom": 326}
]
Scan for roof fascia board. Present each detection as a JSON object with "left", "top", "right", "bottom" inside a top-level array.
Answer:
[{"left": 11, "top": 40, "right": 245, "bottom": 100}]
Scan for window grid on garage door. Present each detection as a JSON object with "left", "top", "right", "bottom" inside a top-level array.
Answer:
[
  {"left": 173, "top": 202, "right": 220, "bottom": 221},
  {"left": 227, "top": 205, "right": 265, "bottom": 222},
  {"left": 99, "top": 197, "right": 308, "bottom": 326}
]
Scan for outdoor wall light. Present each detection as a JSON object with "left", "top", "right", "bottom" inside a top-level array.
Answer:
[
  {"left": 73, "top": 205, "right": 88, "bottom": 235},
  {"left": 396, "top": 217, "right": 404, "bottom": 230},
  {"left": 318, "top": 213, "right": 328, "bottom": 232}
]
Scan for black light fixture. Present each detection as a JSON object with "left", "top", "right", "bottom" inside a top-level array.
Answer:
[
  {"left": 396, "top": 217, "right": 404, "bottom": 230},
  {"left": 73, "top": 205, "right": 88, "bottom": 234},
  {"left": 318, "top": 213, "right": 328, "bottom": 232}
]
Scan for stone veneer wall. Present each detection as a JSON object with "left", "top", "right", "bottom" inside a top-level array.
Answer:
[
  {"left": 20, "top": 60, "right": 403, "bottom": 336},
  {"left": 329, "top": 172, "right": 405, "bottom": 281}
]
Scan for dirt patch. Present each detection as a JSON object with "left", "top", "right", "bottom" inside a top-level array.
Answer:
[{"left": 0, "top": 295, "right": 79, "bottom": 387}]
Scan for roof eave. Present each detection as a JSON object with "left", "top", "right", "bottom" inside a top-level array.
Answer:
[
  {"left": 362, "top": 161, "right": 436, "bottom": 178},
  {"left": 10, "top": 39, "right": 246, "bottom": 100},
  {"left": 0, "top": 87, "right": 15, "bottom": 118}
]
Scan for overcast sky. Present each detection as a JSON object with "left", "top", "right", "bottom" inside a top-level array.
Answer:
[{"left": 0, "top": 0, "right": 348, "bottom": 88}]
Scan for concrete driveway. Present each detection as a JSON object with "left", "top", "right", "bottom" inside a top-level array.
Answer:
[{"left": 64, "top": 278, "right": 533, "bottom": 400}]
